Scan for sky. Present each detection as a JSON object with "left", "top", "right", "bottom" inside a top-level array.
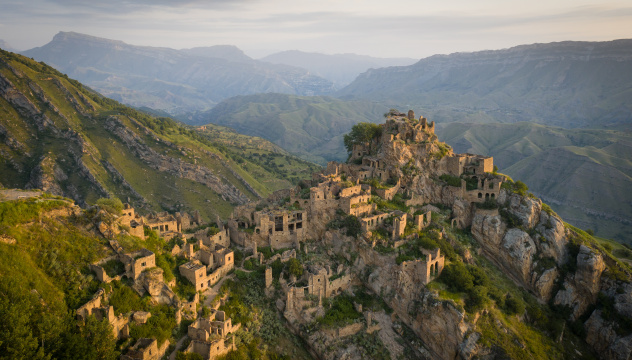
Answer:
[{"left": 0, "top": 0, "right": 630, "bottom": 59}]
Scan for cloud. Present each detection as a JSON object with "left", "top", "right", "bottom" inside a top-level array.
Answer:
[{"left": 1, "top": 0, "right": 631, "bottom": 56}]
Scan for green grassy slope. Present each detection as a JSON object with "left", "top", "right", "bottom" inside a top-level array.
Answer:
[
  {"left": 197, "top": 93, "right": 388, "bottom": 164},
  {"left": 437, "top": 122, "right": 632, "bottom": 243},
  {"left": 0, "top": 49, "right": 320, "bottom": 220}
]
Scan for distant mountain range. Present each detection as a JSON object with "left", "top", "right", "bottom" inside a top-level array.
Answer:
[
  {"left": 338, "top": 40, "right": 632, "bottom": 129},
  {"left": 260, "top": 50, "right": 416, "bottom": 87},
  {"left": 436, "top": 122, "right": 632, "bottom": 244},
  {"left": 22, "top": 32, "right": 336, "bottom": 115}
]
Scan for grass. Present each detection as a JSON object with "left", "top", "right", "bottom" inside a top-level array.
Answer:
[{"left": 477, "top": 308, "right": 563, "bottom": 360}]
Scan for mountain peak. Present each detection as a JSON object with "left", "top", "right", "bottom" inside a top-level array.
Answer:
[{"left": 51, "top": 31, "right": 126, "bottom": 46}]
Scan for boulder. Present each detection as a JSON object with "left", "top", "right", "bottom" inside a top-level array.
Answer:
[
  {"left": 584, "top": 310, "right": 632, "bottom": 360},
  {"left": 506, "top": 194, "right": 541, "bottom": 229}
]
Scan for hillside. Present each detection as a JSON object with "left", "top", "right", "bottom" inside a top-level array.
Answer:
[
  {"left": 197, "top": 93, "right": 388, "bottom": 164},
  {"left": 1, "top": 114, "right": 631, "bottom": 360},
  {"left": 261, "top": 50, "right": 417, "bottom": 87},
  {"left": 337, "top": 40, "right": 632, "bottom": 129},
  {"left": 437, "top": 122, "right": 632, "bottom": 243},
  {"left": 22, "top": 32, "right": 335, "bottom": 115},
  {"left": 0, "top": 49, "right": 320, "bottom": 220}
]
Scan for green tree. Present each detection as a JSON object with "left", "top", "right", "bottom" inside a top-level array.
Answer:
[
  {"left": 440, "top": 262, "right": 474, "bottom": 292},
  {"left": 95, "top": 197, "right": 124, "bottom": 215},
  {"left": 343, "top": 123, "right": 382, "bottom": 154},
  {"left": 287, "top": 258, "right": 304, "bottom": 278},
  {"left": 64, "top": 316, "right": 118, "bottom": 360}
]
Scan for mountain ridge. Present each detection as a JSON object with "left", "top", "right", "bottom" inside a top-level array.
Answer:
[
  {"left": 337, "top": 39, "right": 632, "bottom": 129},
  {"left": 22, "top": 32, "right": 336, "bottom": 115},
  {"left": 261, "top": 50, "right": 417, "bottom": 87}
]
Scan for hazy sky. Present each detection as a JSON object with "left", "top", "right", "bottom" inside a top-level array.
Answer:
[{"left": 0, "top": 0, "right": 630, "bottom": 59}]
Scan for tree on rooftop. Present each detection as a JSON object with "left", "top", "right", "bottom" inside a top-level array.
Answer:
[{"left": 343, "top": 123, "right": 382, "bottom": 154}]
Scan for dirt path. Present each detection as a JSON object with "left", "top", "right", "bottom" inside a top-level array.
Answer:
[
  {"left": 0, "top": 189, "right": 42, "bottom": 201},
  {"left": 203, "top": 273, "right": 235, "bottom": 307},
  {"left": 168, "top": 335, "right": 188, "bottom": 360}
]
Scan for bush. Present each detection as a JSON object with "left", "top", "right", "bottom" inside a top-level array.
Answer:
[
  {"left": 317, "top": 293, "right": 362, "bottom": 327},
  {"left": 287, "top": 258, "right": 304, "bottom": 278},
  {"left": 439, "top": 174, "right": 461, "bottom": 187},
  {"left": 440, "top": 262, "right": 474, "bottom": 292},
  {"left": 343, "top": 123, "right": 383, "bottom": 154},
  {"left": 504, "top": 295, "right": 525, "bottom": 315},
  {"left": 102, "top": 259, "right": 124, "bottom": 277},
  {"left": 109, "top": 281, "right": 145, "bottom": 314},
  {"left": 501, "top": 180, "right": 529, "bottom": 196},
  {"left": 96, "top": 197, "right": 123, "bottom": 215},
  {"left": 327, "top": 211, "right": 362, "bottom": 238},
  {"left": 465, "top": 285, "right": 488, "bottom": 313}
]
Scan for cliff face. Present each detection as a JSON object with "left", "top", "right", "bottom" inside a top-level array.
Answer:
[{"left": 468, "top": 188, "right": 631, "bottom": 358}]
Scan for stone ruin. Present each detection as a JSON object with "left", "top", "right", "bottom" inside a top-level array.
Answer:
[
  {"left": 183, "top": 310, "right": 240, "bottom": 360},
  {"left": 179, "top": 246, "right": 235, "bottom": 292}
]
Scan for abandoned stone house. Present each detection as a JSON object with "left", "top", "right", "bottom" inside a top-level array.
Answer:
[
  {"left": 446, "top": 153, "right": 494, "bottom": 177},
  {"left": 285, "top": 265, "right": 353, "bottom": 312},
  {"left": 196, "top": 227, "right": 231, "bottom": 249},
  {"left": 120, "top": 248, "right": 155, "bottom": 280},
  {"left": 252, "top": 208, "right": 307, "bottom": 249},
  {"left": 145, "top": 212, "right": 179, "bottom": 235},
  {"left": 185, "top": 310, "right": 239, "bottom": 360},
  {"left": 179, "top": 246, "right": 234, "bottom": 291},
  {"left": 120, "top": 338, "right": 169, "bottom": 360},
  {"left": 186, "top": 337, "right": 235, "bottom": 360},
  {"left": 119, "top": 204, "right": 146, "bottom": 239},
  {"left": 399, "top": 248, "right": 445, "bottom": 286},
  {"left": 76, "top": 289, "right": 131, "bottom": 339},
  {"left": 189, "top": 310, "right": 240, "bottom": 340},
  {"left": 462, "top": 175, "right": 504, "bottom": 203},
  {"left": 176, "top": 210, "right": 202, "bottom": 232}
]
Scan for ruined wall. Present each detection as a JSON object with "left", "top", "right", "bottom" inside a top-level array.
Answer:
[{"left": 375, "top": 183, "right": 400, "bottom": 200}]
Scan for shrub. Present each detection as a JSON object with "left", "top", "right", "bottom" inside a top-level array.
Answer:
[
  {"left": 287, "top": 258, "right": 304, "bottom": 278},
  {"left": 440, "top": 262, "right": 474, "bottom": 292},
  {"left": 465, "top": 285, "right": 488, "bottom": 313},
  {"left": 95, "top": 197, "right": 123, "bottom": 215},
  {"left": 317, "top": 293, "right": 362, "bottom": 327},
  {"left": 109, "top": 281, "right": 145, "bottom": 314},
  {"left": 504, "top": 295, "right": 525, "bottom": 315},
  {"left": 439, "top": 174, "right": 461, "bottom": 187}
]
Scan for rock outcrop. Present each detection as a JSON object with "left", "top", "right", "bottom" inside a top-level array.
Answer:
[{"left": 554, "top": 245, "right": 606, "bottom": 319}]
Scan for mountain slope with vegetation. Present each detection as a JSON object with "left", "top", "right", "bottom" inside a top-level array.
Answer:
[
  {"left": 437, "top": 122, "right": 632, "bottom": 243},
  {"left": 22, "top": 32, "right": 335, "bottom": 115},
  {"left": 198, "top": 93, "right": 388, "bottom": 164},
  {"left": 338, "top": 40, "right": 632, "bottom": 129},
  {"left": 0, "top": 49, "right": 320, "bottom": 220}
]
